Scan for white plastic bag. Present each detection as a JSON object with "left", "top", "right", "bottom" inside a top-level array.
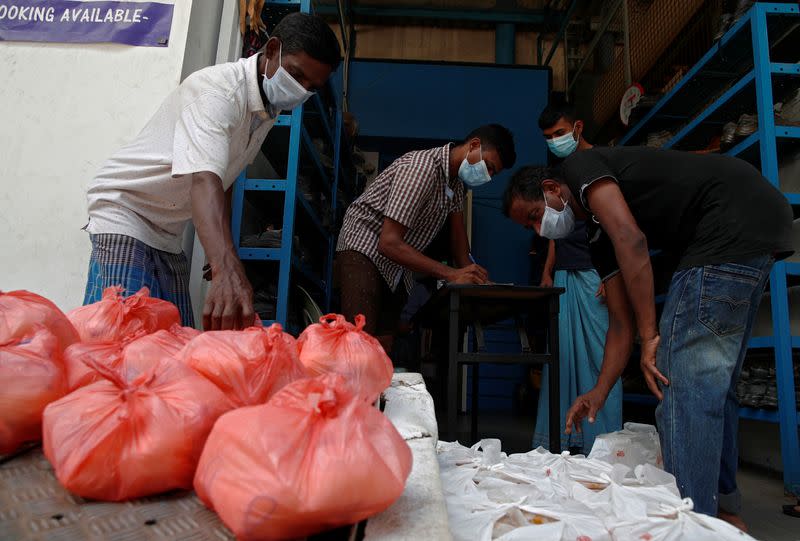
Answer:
[
  {"left": 494, "top": 522, "right": 565, "bottom": 540},
  {"left": 438, "top": 439, "right": 508, "bottom": 504},
  {"left": 509, "top": 500, "right": 612, "bottom": 541},
  {"left": 446, "top": 501, "right": 518, "bottom": 541},
  {"left": 477, "top": 476, "right": 561, "bottom": 506},
  {"left": 571, "top": 478, "right": 684, "bottom": 530},
  {"left": 623, "top": 463, "right": 681, "bottom": 496},
  {"left": 447, "top": 498, "right": 610, "bottom": 541},
  {"left": 439, "top": 438, "right": 709, "bottom": 541},
  {"left": 505, "top": 448, "right": 619, "bottom": 490},
  {"left": 611, "top": 498, "right": 757, "bottom": 541},
  {"left": 589, "top": 422, "right": 663, "bottom": 470},
  {"left": 492, "top": 506, "right": 559, "bottom": 539},
  {"left": 438, "top": 439, "right": 506, "bottom": 468}
]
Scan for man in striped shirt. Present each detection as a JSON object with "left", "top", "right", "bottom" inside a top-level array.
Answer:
[{"left": 335, "top": 124, "right": 516, "bottom": 346}]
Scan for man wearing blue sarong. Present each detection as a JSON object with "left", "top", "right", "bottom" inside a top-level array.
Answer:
[{"left": 531, "top": 104, "right": 622, "bottom": 453}]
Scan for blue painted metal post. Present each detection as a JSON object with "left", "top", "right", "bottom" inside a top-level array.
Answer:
[
  {"left": 495, "top": 23, "right": 516, "bottom": 65},
  {"left": 326, "top": 108, "right": 344, "bottom": 311},
  {"left": 276, "top": 106, "right": 303, "bottom": 325},
  {"left": 230, "top": 171, "right": 247, "bottom": 252},
  {"left": 230, "top": 0, "right": 342, "bottom": 328},
  {"left": 751, "top": 3, "right": 800, "bottom": 497},
  {"left": 663, "top": 70, "right": 756, "bottom": 149}
]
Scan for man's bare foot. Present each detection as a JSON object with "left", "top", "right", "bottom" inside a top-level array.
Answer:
[{"left": 718, "top": 509, "right": 748, "bottom": 532}]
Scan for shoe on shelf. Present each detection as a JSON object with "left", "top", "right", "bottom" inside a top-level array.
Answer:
[
  {"left": 739, "top": 395, "right": 761, "bottom": 408},
  {"left": 646, "top": 130, "right": 673, "bottom": 148},
  {"left": 750, "top": 366, "right": 770, "bottom": 379},
  {"left": 721, "top": 121, "right": 738, "bottom": 149},
  {"left": 762, "top": 385, "right": 779, "bottom": 408},
  {"left": 714, "top": 13, "right": 734, "bottom": 41},
  {"left": 240, "top": 228, "right": 282, "bottom": 248},
  {"left": 777, "top": 88, "right": 800, "bottom": 125},
  {"left": 735, "top": 113, "right": 758, "bottom": 137},
  {"left": 734, "top": 0, "right": 754, "bottom": 20}
]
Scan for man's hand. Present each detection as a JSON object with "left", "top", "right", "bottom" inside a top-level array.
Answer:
[
  {"left": 447, "top": 264, "right": 489, "bottom": 284},
  {"left": 640, "top": 334, "right": 668, "bottom": 400},
  {"left": 565, "top": 387, "right": 609, "bottom": 434},
  {"left": 202, "top": 256, "right": 254, "bottom": 331},
  {"left": 191, "top": 171, "right": 254, "bottom": 330},
  {"left": 539, "top": 273, "right": 554, "bottom": 288}
]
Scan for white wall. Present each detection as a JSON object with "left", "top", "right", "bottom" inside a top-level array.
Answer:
[
  {"left": 0, "top": 0, "right": 225, "bottom": 312},
  {"left": 181, "top": 0, "right": 224, "bottom": 81},
  {"left": 179, "top": 0, "right": 225, "bottom": 266}
]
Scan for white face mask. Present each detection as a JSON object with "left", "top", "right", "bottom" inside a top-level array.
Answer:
[
  {"left": 458, "top": 145, "right": 492, "bottom": 188},
  {"left": 539, "top": 192, "right": 576, "bottom": 239},
  {"left": 262, "top": 44, "right": 315, "bottom": 116},
  {"left": 546, "top": 128, "right": 579, "bottom": 158}
]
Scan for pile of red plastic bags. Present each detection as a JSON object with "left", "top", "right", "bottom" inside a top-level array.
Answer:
[{"left": 0, "top": 287, "right": 411, "bottom": 540}]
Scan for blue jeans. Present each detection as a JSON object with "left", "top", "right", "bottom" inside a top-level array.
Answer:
[{"left": 655, "top": 255, "right": 773, "bottom": 516}]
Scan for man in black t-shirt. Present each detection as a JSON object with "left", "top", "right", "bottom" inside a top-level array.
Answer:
[{"left": 503, "top": 147, "right": 793, "bottom": 526}]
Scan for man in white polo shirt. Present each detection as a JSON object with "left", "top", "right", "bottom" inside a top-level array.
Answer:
[{"left": 83, "top": 13, "right": 341, "bottom": 330}]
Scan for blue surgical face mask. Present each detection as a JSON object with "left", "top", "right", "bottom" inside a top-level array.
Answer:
[
  {"left": 458, "top": 145, "right": 492, "bottom": 188},
  {"left": 539, "top": 192, "right": 576, "bottom": 239},
  {"left": 547, "top": 129, "right": 579, "bottom": 158}
]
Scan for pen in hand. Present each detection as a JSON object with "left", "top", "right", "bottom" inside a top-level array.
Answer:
[{"left": 467, "top": 253, "right": 491, "bottom": 285}]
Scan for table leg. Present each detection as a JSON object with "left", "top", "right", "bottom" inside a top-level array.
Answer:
[
  {"left": 446, "top": 291, "right": 460, "bottom": 442},
  {"left": 470, "top": 321, "right": 484, "bottom": 444},
  {"left": 548, "top": 295, "right": 561, "bottom": 453},
  {"left": 470, "top": 363, "right": 479, "bottom": 444}
]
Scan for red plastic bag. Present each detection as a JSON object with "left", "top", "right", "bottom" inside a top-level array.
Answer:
[
  {"left": 182, "top": 324, "right": 306, "bottom": 407},
  {"left": 194, "top": 374, "right": 412, "bottom": 541},
  {"left": 0, "top": 328, "right": 67, "bottom": 454},
  {"left": 0, "top": 290, "right": 78, "bottom": 350},
  {"left": 64, "top": 324, "right": 200, "bottom": 391},
  {"left": 67, "top": 286, "right": 181, "bottom": 343},
  {"left": 296, "top": 314, "right": 393, "bottom": 402},
  {"left": 43, "top": 346, "right": 231, "bottom": 501},
  {"left": 63, "top": 333, "right": 140, "bottom": 392}
]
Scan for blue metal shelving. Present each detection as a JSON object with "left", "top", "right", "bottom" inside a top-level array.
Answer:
[
  {"left": 230, "top": 0, "right": 352, "bottom": 328},
  {"left": 620, "top": 2, "right": 800, "bottom": 496}
]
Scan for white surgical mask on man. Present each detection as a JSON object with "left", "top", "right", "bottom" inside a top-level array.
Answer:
[
  {"left": 546, "top": 128, "right": 579, "bottom": 158},
  {"left": 262, "top": 44, "right": 315, "bottom": 116},
  {"left": 458, "top": 145, "right": 492, "bottom": 188},
  {"left": 539, "top": 192, "right": 576, "bottom": 239}
]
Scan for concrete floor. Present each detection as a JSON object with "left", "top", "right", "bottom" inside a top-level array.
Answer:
[
  {"left": 739, "top": 467, "right": 800, "bottom": 541},
  {"left": 443, "top": 411, "right": 800, "bottom": 541}
]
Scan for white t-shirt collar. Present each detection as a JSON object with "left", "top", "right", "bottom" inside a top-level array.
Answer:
[{"left": 246, "top": 53, "right": 268, "bottom": 120}]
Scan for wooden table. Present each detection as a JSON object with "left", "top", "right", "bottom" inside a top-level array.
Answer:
[{"left": 414, "top": 284, "right": 564, "bottom": 451}]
